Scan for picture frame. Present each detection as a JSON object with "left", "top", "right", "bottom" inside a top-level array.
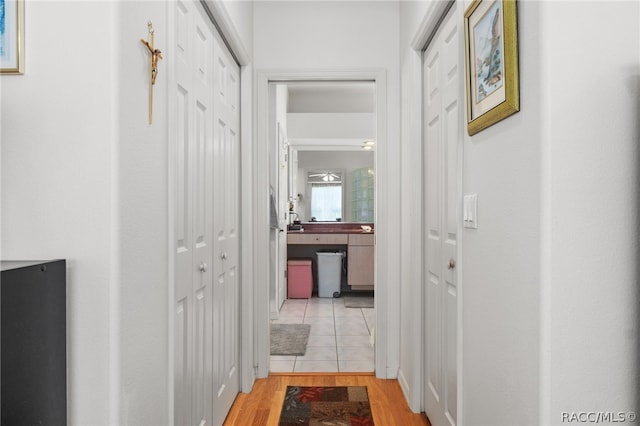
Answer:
[
  {"left": 464, "top": 0, "right": 519, "bottom": 135},
  {"left": 1, "top": 0, "right": 25, "bottom": 74}
]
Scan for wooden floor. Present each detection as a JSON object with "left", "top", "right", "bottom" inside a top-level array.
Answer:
[{"left": 223, "top": 373, "right": 431, "bottom": 426}]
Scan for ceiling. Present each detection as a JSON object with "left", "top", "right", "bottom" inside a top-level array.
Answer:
[{"left": 286, "top": 82, "right": 375, "bottom": 114}]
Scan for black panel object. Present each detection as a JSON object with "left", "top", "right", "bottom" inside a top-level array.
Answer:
[{"left": 1, "top": 260, "right": 67, "bottom": 426}]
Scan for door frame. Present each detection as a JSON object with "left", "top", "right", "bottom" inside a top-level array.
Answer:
[
  {"left": 411, "top": 0, "right": 464, "bottom": 422},
  {"left": 255, "top": 69, "right": 390, "bottom": 378}
]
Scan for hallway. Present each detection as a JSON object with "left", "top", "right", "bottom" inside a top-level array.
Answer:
[
  {"left": 1, "top": 0, "right": 638, "bottom": 424},
  {"left": 223, "top": 374, "right": 431, "bottom": 426}
]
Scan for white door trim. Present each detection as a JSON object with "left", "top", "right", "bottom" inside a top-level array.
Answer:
[
  {"left": 239, "top": 64, "right": 255, "bottom": 393},
  {"left": 411, "top": 0, "right": 455, "bottom": 52},
  {"left": 201, "top": 0, "right": 251, "bottom": 66},
  {"left": 255, "top": 69, "right": 390, "bottom": 378},
  {"left": 412, "top": 0, "right": 464, "bottom": 422}
]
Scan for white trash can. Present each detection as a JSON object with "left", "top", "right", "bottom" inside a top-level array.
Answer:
[{"left": 316, "top": 251, "right": 344, "bottom": 298}]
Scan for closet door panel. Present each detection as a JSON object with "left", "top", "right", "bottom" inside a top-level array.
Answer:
[
  {"left": 211, "top": 34, "right": 241, "bottom": 426},
  {"left": 174, "top": 1, "right": 194, "bottom": 424}
]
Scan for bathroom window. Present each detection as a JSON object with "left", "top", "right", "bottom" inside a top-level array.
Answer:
[{"left": 308, "top": 171, "right": 343, "bottom": 221}]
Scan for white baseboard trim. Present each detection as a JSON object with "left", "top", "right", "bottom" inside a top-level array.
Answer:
[{"left": 397, "top": 368, "right": 420, "bottom": 414}]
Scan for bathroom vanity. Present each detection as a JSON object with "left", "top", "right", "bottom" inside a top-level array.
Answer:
[{"left": 287, "top": 222, "right": 374, "bottom": 291}]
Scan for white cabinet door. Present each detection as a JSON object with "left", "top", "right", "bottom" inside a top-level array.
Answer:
[
  {"left": 173, "top": 1, "right": 240, "bottom": 425},
  {"left": 347, "top": 234, "right": 375, "bottom": 288},
  {"left": 423, "top": 4, "right": 461, "bottom": 426},
  {"left": 347, "top": 245, "right": 374, "bottom": 287}
]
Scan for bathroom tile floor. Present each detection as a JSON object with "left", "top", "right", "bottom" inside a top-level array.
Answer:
[{"left": 270, "top": 296, "right": 375, "bottom": 373}]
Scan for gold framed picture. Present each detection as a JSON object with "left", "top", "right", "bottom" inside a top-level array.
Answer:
[
  {"left": 464, "top": 0, "right": 519, "bottom": 135},
  {"left": 1, "top": 0, "right": 25, "bottom": 74}
]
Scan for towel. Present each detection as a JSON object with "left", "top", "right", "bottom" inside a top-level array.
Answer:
[{"left": 269, "top": 191, "right": 279, "bottom": 229}]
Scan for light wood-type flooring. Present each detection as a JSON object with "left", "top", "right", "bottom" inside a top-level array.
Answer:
[{"left": 223, "top": 373, "right": 431, "bottom": 426}]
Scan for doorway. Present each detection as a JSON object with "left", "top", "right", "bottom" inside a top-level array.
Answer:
[
  {"left": 255, "top": 71, "right": 391, "bottom": 378},
  {"left": 269, "top": 81, "right": 376, "bottom": 373}
]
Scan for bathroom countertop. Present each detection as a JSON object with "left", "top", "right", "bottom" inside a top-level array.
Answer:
[
  {"left": 287, "top": 222, "right": 374, "bottom": 234},
  {"left": 287, "top": 229, "right": 374, "bottom": 234}
]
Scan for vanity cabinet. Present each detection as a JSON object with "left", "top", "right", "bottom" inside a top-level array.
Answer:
[
  {"left": 287, "top": 226, "right": 374, "bottom": 292},
  {"left": 287, "top": 233, "right": 348, "bottom": 245},
  {"left": 347, "top": 234, "right": 374, "bottom": 290}
]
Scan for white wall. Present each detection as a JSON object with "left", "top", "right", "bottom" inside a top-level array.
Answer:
[
  {"left": 114, "top": 2, "right": 170, "bottom": 424},
  {"left": 287, "top": 113, "right": 375, "bottom": 140},
  {"left": 461, "top": 1, "right": 542, "bottom": 422},
  {"left": 1, "top": 2, "right": 115, "bottom": 424},
  {"left": 297, "top": 151, "right": 374, "bottom": 171},
  {"left": 541, "top": 1, "right": 639, "bottom": 423},
  {"left": 254, "top": 1, "right": 400, "bottom": 71},
  {"left": 1, "top": 1, "right": 253, "bottom": 424},
  {"left": 399, "top": 0, "right": 639, "bottom": 423},
  {"left": 254, "top": 0, "right": 401, "bottom": 376},
  {"left": 217, "top": 0, "right": 254, "bottom": 59}
]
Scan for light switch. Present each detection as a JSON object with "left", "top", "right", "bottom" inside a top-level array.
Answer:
[{"left": 463, "top": 194, "right": 478, "bottom": 229}]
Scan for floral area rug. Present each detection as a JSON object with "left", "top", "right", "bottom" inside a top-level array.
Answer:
[{"left": 278, "top": 386, "right": 374, "bottom": 425}]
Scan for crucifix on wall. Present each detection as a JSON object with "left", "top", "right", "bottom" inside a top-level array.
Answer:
[{"left": 141, "top": 21, "right": 163, "bottom": 124}]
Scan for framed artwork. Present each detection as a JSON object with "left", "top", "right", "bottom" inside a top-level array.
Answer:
[
  {"left": 1, "top": 0, "right": 25, "bottom": 74},
  {"left": 464, "top": 0, "right": 519, "bottom": 135}
]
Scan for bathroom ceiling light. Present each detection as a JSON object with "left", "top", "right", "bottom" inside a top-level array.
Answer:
[
  {"left": 363, "top": 140, "right": 375, "bottom": 146},
  {"left": 362, "top": 145, "right": 373, "bottom": 150}
]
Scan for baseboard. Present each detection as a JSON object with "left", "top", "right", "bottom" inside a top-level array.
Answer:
[{"left": 397, "top": 368, "right": 420, "bottom": 413}]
